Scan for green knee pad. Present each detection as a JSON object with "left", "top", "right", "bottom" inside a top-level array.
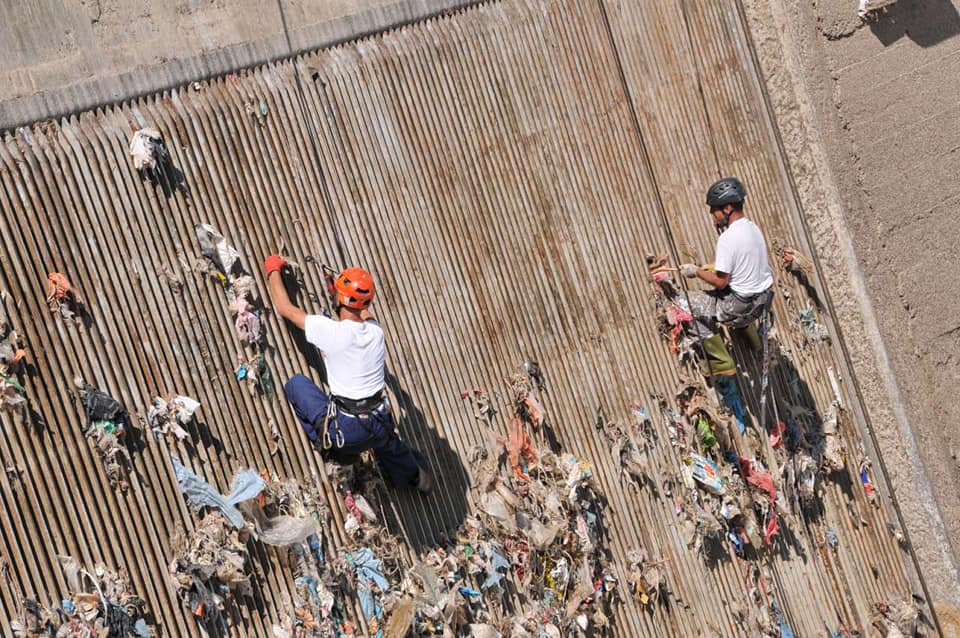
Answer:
[{"left": 700, "top": 334, "right": 736, "bottom": 376}]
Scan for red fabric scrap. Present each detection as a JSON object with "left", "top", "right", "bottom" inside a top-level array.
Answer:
[{"left": 505, "top": 416, "right": 537, "bottom": 480}]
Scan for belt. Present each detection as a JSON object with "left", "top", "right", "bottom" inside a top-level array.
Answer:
[{"left": 332, "top": 391, "right": 385, "bottom": 415}]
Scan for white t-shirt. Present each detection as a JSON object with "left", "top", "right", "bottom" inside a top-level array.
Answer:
[
  {"left": 714, "top": 217, "right": 773, "bottom": 296},
  {"left": 303, "top": 315, "right": 387, "bottom": 400}
]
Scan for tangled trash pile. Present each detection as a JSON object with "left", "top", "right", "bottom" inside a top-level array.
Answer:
[
  {"left": 10, "top": 556, "right": 152, "bottom": 637},
  {"left": 194, "top": 223, "right": 272, "bottom": 396},
  {"left": 271, "top": 363, "right": 620, "bottom": 637},
  {"left": 271, "top": 460, "right": 405, "bottom": 638},
  {"left": 170, "top": 457, "right": 326, "bottom": 628},
  {"left": 74, "top": 376, "right": 131, "bottom": 492},
  {"left": 169, "top": 510, "right": 252, "bottom": 625},
  {"left": 382, "top": 365, "right": 620, "bottom": 637}
]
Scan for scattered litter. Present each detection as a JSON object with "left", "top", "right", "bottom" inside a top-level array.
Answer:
[
  {"left": 10, "top": 556, "right": 152, "bottom": 637},
  {"left": 148, "top": 394, "right": 200, "bottom": 441}
]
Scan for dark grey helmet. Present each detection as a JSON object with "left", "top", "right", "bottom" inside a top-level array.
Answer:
[{"left": 705, "top": 177, "right": 746, "bottom": 207}]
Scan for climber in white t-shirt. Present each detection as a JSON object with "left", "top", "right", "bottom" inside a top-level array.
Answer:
[
  {"left": 263, "top": 256, "right": 433, "bottom": 493},
  {"left": 679, "top": 177, "right": 774, "bottom": 329}
]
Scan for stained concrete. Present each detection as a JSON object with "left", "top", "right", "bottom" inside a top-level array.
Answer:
[
  {"left": 741, "top": 0, "right": 960, "bottom": 614},
  {"left": 0, "top": 0, "right": 472, "bottom": 130}
]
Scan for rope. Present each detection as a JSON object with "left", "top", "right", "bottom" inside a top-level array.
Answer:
[{"left": 274, "top": 0, "right": 349, "bottom": 267}]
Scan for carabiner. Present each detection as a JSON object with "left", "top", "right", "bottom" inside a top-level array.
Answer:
[{"left": 322, "top": 423, "right": 333, "bottom": 450}]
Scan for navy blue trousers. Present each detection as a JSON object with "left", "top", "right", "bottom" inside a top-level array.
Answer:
[{"left": 283, "top": 374, "right": 421, "bottom": 488}]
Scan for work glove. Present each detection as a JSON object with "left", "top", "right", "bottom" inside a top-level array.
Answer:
[
  {"left": 264, "top": 254, "right": 286, "bottom": 275},
  {"left": 680, "top": 263, "right": 700, "bottom": 278}
]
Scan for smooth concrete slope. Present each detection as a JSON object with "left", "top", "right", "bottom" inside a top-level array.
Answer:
[
  {"left": 0, "top": 0, "right": 473, "bottom": 131},
  {"left": 0, "top": 1, "right": 929, "bottom": 636},
  {"left": 740, "top": 0, "right": 960, "bottom": 622}
]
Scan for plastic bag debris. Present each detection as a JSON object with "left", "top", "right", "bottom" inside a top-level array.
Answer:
[
  {"left": 129, "top": 127, "right": 165, "bottom": 171},
  {"left": 195, "top": 223, "right": 241, "bottom": 275},
  {"left": 147, "top": 394, "right": 200, "bottom": 441}
]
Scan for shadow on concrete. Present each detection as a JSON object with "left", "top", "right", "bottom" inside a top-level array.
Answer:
[{"left": 870, "top": 0, "right": 960, "bottom": 47}]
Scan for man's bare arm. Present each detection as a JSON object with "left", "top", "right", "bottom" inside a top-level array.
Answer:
[
  {"left": 267, "top": 271, "right": 307, "bottom": 329},
  {"left": 698, "top": 268, "right": 730, "bottom": 289}
]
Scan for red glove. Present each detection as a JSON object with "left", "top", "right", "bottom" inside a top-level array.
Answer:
[{"left": 264, "top": 255, "right": 286, "bottom": 275}]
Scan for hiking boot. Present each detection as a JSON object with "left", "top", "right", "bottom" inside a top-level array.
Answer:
[{"left": 415, "top": 467, "right": 435, "bottom": 494}]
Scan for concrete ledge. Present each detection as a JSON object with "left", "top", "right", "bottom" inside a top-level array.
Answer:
[{"left": 0, "top": 0, "right": 474, "bottom": 131}]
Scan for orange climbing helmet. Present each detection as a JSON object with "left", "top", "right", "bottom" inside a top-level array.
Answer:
[{"left": 334, "top": 267, "right": 375, "bottom": 309}]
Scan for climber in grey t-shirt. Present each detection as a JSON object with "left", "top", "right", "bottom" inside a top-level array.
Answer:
[{"left": 680, "top": 177, "right": 774, "bottom": 329}]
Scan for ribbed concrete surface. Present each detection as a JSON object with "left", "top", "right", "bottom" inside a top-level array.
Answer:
[{"left": 0, "top": 1, "right": 916, "bottom": 635}]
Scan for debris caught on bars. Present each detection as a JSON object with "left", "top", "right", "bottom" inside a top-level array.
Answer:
[
  {"left": 819, "top": 402, "right": 845, "bottom": 472},
  {"left": 169, "top": 510, "right": 252, "bottom": 625},
  {"left": 874, "top": 594, "right": 928, "bottom": 637},
  {"left": 172, "top": 455, "right": 265, "bottom": 529},
  {"left": 45, "top": 272, "right": 82, "bottom": 321},
  {"left": 625, "top": 548, "right": 668, "bottom": 609},
  {"left": 269, "top": 419, "right": 284, "bottom": 457},
  {"left": 461, "top": 388, "right": 498, "bottom": 425},
  {"left": 147, "top": 394, "right": 200, "bottom": 442},
  {"left": 73, "top": 376, "right": 131, "bottom": 491},
  {"left": 0, "top": 321, "right": 28, "bottom": 418},
  {"left": 194, "top": 223, "right": 272, "bottom": 395},
  {"left": 798, "top": 307, "right": 830, "bottom": 344},
  {"left": 773, "top": 240, "right": 814, "bottom": 279},
  {"left": 195, "top": 223, "right": 241, "bottom": 276},
  {"left": 598, "top": 402, "right": 656, "bottom": 490},
  {"left": 10, "top": 555, "right": 153, "bottom": 637},
  {"left": 858, "top": 0, "right": 897, "bottom": 22},
  {"left": 129, "top": 127, "right": 166, "bottom": 172}
]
